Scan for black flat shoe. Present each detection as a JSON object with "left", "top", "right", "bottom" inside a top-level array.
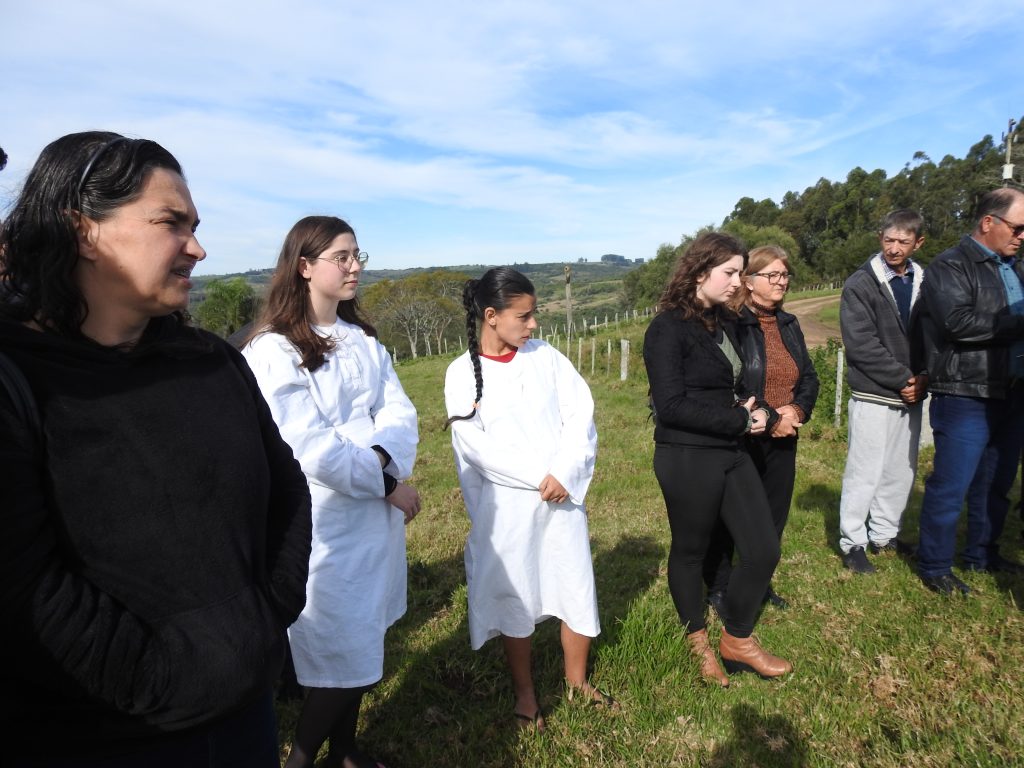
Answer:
[
  {"left": 513, "top": 708, "right": 546, "bottom": 732},
  {"left": 706, "top": 589, "right": 727, "bottom": 620},
  {"left": 763, "top": 586, "right": 789, "bottom": 610}
]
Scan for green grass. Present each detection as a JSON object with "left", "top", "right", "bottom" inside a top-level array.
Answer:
[
  {"left": 818, "top": 302, "right": 840, "bottom": 326},
  {"left": 276, "top": 320, "right": 1024, "bottom": 767},
  {"left": 787, "top": 287, "right": 842, "bottom": 302}
]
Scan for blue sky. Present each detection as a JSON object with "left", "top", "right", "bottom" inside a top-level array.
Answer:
[{"left": 2, "top": 1, "right": 1021, "bottom": 275}]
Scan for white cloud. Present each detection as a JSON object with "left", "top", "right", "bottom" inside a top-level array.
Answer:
[{"left": 2, "top": 1, "right": 1020, "bottom": 274}]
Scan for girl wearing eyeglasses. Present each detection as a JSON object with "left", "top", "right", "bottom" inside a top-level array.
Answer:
[
  {"left": 243, "top": 216, "right": 420, "bottom": 768},
  {"left": 704, "top": 246, "right": 819, "bottom": 613}
]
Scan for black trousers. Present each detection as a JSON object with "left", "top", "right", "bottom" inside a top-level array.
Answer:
[
  {"left": 654, "top": 443, "right": 779, "bottom": 638},
  {"left": 705, "top": 435, "right": 797, "bottom": 594},
  {"left": 15, "top": 691, "right": 279, "bottom": 768}
]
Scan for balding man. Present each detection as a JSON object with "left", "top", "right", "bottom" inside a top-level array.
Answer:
[{"left": 916, "top": 187, "right": 1024, "bottom": 595}]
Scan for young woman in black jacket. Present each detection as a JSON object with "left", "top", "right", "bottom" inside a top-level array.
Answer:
[{"left": 643, "top": 232, "right": 792, "bottom": 687}]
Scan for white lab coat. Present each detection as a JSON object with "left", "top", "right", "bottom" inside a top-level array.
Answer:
[
  {"left": 444, "top": 339, "right": 600, "bottom": 649},
  {"left": 243, "top": 319, "right": 418, "bottom": 687}
]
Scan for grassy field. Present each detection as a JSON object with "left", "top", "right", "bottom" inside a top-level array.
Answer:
[
  {"left": 276, "top": 319, "right": 1024, "bottom": 767},
  {"left": 817, "top": 303, "right": 840, "bottom": 328}
]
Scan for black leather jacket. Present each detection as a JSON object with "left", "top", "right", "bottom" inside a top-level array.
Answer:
[
  {"left": 737, "top": 305, "right": 819, "bottom": 423},
  {"left": 917, "top": 235, "right": 1024, "bottom": 399}
]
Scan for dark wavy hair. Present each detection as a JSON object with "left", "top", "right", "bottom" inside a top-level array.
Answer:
[
  {"left": 0, "top": 131, "right": 184, "bottom": 337},
  {"left": 659, "top": 232, "right": 748, "bottom": 330},
  {"left": 444, "top": 267, "right": 535, "bottom": 428},
  {"left": 251, "top": 215, "right": 376, "bottom": 371}
]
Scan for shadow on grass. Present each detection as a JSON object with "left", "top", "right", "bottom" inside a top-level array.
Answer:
[
  {"left": 592, "top": 534, "right": 664, "bottom": 648},
  {"left": 707, "top": 702, "right": 808, "bottom": 767},
  {"left": 796, "top": 482, "right": 840, "bottom": 553},
  {"left": 346, "top": 535, "right": 662, "bottom": 765}
]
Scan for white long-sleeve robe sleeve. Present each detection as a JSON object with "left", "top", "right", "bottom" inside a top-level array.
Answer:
[
  {"left": 444, "top": 343, "right": 596, "bottom": 503},
  {"left": 369, "top": 343, "right": 417, "bottom": 480},
  {"left": 243, "top": 329, "right": 417, "bottom": 498}
]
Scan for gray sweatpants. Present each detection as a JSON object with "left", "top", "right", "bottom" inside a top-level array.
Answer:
[{"left": 839, "top": 398, "right": 922, "bottom": 553}]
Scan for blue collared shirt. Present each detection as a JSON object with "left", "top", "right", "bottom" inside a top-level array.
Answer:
[{"left": 973, "top": 239, "right": 1024, "bottom": 378}]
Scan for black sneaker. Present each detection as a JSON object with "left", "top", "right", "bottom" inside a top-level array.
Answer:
[
  {"left": 920, "top": 573, "right": 971, "bottom": 596},
  {"left": 842, "top": 546, "right": 876, "bottom": 574},
  {"left": 868, "top": 540, "right": 897, "bottom": 555},
  {"left": 895, "top": 539, "right": 917, "bottom": 557}
]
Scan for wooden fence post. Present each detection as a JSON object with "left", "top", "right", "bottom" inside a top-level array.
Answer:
[
  {"left": 834, "top": 347, "right": 845, "bottom": 428},
  {"left": 620, "top": 339, "right": 629, "bottom": 381}
]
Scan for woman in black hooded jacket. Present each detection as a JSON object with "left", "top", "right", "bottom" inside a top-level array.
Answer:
[{"left": 0, "top": 131, "right": 312, "bottom": 767}]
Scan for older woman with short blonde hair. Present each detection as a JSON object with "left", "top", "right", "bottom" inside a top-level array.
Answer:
[{"left": 705, "top": 245, "right": 819, "bottom": 612}]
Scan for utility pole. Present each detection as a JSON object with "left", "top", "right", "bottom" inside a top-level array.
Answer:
[
  {"left": 1002, "top": 118, "right": 1018, "bottom": 186},
  {"left": 564, "top": 265, "right": 573, "bottom": 350}
]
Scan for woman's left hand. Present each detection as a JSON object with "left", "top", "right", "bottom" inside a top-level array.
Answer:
[
  {"left": 771, "top": 405, "right": 802, "bottom": 437},
  {"left": 539, "top": 474, "right": 569, "bottom": 503},
  {"left": 749, "top": 408, "right": 769, "bottom": 435},
  {"left": 771, "top": 414, "right": 801, "bottom": 437}
]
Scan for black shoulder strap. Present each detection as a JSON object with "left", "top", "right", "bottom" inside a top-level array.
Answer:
[{"left": 0, "top": 350, "right": 42, "bottom": 448}]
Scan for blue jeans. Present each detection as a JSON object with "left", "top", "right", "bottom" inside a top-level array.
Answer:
[{"left": 917, "top": 388, "right": 1024, "bottom": 578}]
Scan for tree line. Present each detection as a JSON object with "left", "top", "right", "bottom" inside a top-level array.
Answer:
[
  {"left": 193, "top": 115, "right": 1023, "bottom": 342},
  {"left": 191, "top": 270, "right": 473, "bottom": 358},
  {"left": 624, "top": 116, "right": 1024, "bottom": 308}
]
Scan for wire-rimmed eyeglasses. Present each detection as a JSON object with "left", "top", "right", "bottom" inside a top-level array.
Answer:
[
  {"left": 319, "top": 251, "right": 369, "bottom": 270},
  {"left": 750, "top": 271, "right": 791, "bottom": 284}
]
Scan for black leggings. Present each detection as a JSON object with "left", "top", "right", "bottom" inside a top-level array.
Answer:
[
  {"left": 705, "top": 435, "right": 797, "bottom": 593},
  {"left": 286, "top": 684, "right": 374, "bottom": 768},
  {"left": 654, "top": 443, "right": 779, "bottom": 638}
]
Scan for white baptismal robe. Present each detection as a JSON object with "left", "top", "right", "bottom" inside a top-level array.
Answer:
[
  {"left": 243, "top": 319, "right": 418, "bottom": 687},
  {"left": 444, "top": 340, "right": 599, "bottom": 649}
]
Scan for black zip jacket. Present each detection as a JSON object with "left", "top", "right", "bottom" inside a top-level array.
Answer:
[
  {"left": 737, "top": 305, "right": 819, "bottom": 422},
  {"left": 917, "top": 235, "right": 1024, "bottom": 399},
  {"left": 0, "top": 316, "right": 312, "bottom": 756}
]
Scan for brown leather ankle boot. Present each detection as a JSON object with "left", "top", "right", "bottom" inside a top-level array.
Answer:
[
  {"left": 718, "top": 628, "right": 792, "bottom": 679},
  {"left": 687, "top": 628, "right": 729, "bottom": 687}
]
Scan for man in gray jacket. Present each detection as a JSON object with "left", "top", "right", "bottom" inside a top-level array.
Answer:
[{"left": 838, "top": 209, "right": 928, "bottom": 574}]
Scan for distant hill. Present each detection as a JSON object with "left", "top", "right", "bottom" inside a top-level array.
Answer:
[{"left": 190, "top": 260, "right": 642, "bottom": 318}]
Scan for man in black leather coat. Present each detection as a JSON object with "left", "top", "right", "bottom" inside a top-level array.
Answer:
[{"left": 915, "top": 187, "right": 1024, "bottom": 595}]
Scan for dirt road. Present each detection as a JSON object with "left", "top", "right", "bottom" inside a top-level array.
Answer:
[{"left": 785, "top": 294, "right": 841, "bottom": 348}]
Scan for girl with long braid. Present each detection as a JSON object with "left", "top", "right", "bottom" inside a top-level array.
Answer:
[{"left": 444, "top": 267, "right": 612, "bottom": 731}]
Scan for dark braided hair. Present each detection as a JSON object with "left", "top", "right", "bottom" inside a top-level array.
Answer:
[{"left": 444, "top": 267, "right": 535, "bottom": 428}]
